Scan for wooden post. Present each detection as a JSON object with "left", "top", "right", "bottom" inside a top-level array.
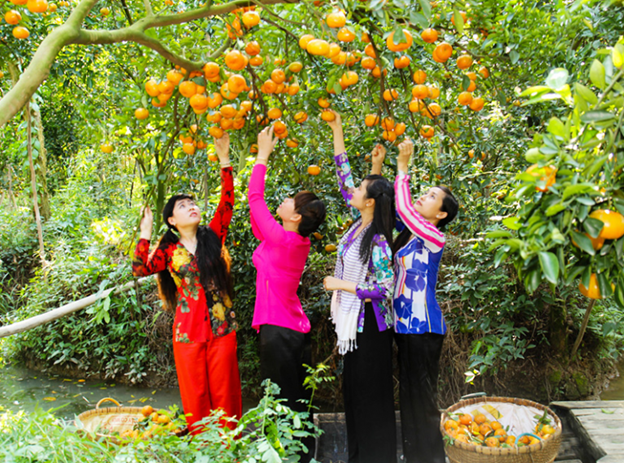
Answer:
[
  {"left": 570, "top": 299, "right": 596, "bottom": 359},
  {"left": 0, "top": 277, "right": 151, "bottom": 338},
  {"left": 25, "top": 102, "right": 46, "bottom": 268}
]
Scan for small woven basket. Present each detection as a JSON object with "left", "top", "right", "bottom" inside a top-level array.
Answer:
[
  {"left": 75, "top": 398, "right": 146, "bottom": 444},
  {"left": 441, "top": 396, "right": 562, "bottom": 463}
]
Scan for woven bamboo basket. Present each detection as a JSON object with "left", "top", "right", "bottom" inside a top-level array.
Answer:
[
  {"left": 75, "top": 398, "right": 147, "bottom": 444},
  {"left": 441, "top": 396, "right": 562, "bottom": 463}
]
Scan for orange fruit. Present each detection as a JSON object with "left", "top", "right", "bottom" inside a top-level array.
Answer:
[
  {"left": 371, "top": 66, "right": 387, "bottom": 78},
  {"left": 209, "top": 126, "right": 224, "bottom": 139},
  {"left": 456, "top": 54, "right": 473, "bottom": 69},
  {"left": 289, "top": 61, "right": 303, "bottom": 73},
  {"left": 458, "top": 91, "right": 473, "bottom": 105},
  {"left": 434, "top": 42, "right": 453, "bottom": 61},
  {"left": 307, "top": 165, "right": 321, "bottom": 175},
  {"left": 250, "top": 144, "right": 258, "bottom": 153},
  {"left": 196, "top": 139, "right": 207, "bottom": 150},
  {"left": 381, "top": 117, "right": 395, "bottom": 130},
  {"left": 299, "top": 34, "right": 315, "bottom": 49},
  {"left": 207, "top": 92, "right": 223, "bottom": 109},
  {"left": 485, "top": 436, "right": 500, "bottom": 447},
  {"left": 426, "top": 103, "right": 442, "bottom": 118},
  {"left": 286, "top": 138, "right": 299, "bottom": 148},
  {"left": 220, "top": 83, "right": 239, "bottom": 100},
  {"left": 242, "top": 10, "right": 260, "bottom": 27},
  {"left": 271, "top": 68, "right": 286, "bottom": 84},
  {"left": 364, "top": 114, "right": 379, "bottom": 126},
  {"left": 337, "top": 27, "right": 356, "bottom": 42},
  {"left": 190, "top": 93, "right": 208, "bottom": 111},
  {"left": 428, "top": 86, "right": 440, "bottom": 99},
  {"left": 420, "top": 125, "right": 435, "bottom": 138},
  {"left": 294, "top": 111, "right": 308, "bottom": 123},
  {"left": 327, "top": 43, "right": 342, "bottom": 58},
  {"left": 361, "top": 32, "right": 371, "bottom": 43},
  {"left": 421, "top": 28, "right": 438, "bottom": 43},
  {"left": 183, "top": 143, "right": 196, "bottom": 155},
  {"left": 491, "top": 421, "right": 502, "bottom": 431},
  {"left": 466, "top": 80, "right": 477, "bottom": 92},
  {"left": 224, "top": 50, "right": 247, "bottom": 71},
  {"left": 382, "top": 130, "right": 398, "bottom": 142},
  {"left": 307, "top": 39, "right": 330, "bottom": 55},
  {"left": 220, "top": 118, "right": 234, "bottom": 130},
  {"left": 145, "top": 79, "right": 160, "bottom": 97},
  {"left": 466, "top": 71, "right": 477, "bottom": 81},
  {"left": 413, "top": 69, "right": 427, "bottom": 84},
  {"left": 318, "top": 97, "right": 331, "bottom": 108},
  {"left": 135, "top": 108, "right": 149, "bottom": 120},
  {"left": 151, "top": 99, "right": 166, "bottom": 108},
  {"left": 364, "top": 43, "right": 376, "bottom": 58},
  {"left": 100, "top": 143, "right": 114, "bottom": 154},
  {"left": 245, "top": 41, "right": 261, "bottom": 56},
  {"left": 325, "top": 244, "right": 337, "bottom": 252},
  {"left": 27, "top": 0, "right": 47, "bottom": 13},
  {"left": 4, "top": 10, "right": 22, "bottom": 25},
  {"left": 261, "top": 80, "right": 277, "bottom": 94},
  {"left": 394, "top": 122, "right": 406, "bottom": 136},
  {"left": 179, "top": 80, "right": 198, "bottom": 98},
  {"left": 479, "top": 66, "right": 490, "bottom": 79},
  {"left": 326, "top": 10, "right": 346, "bottom": 28},
  {"left": 383, "top": 89, "right": 399, "bottom": 101},
  {"left": 267, "top": 108, "right": 282, "bottom": 119},
  {"left": 386, "top": 29, "right": 413, "bottom": 52},
  {"left": 580, "top": 274, "right": 604, "bottom": 299},
  {"left": 361, "top": 57, "right": 376, "bottom": 70},
  {"left": 526, "top": 164, "right": 557, "bottom": 192},
  {"left": 451, "top": 11, "right": 467, "bottom": 26},
  {"left": 141, "top": 405, "right": 154, "bottom": 417},
  {"left": 479, "top": 423, "right": 493, "bottom": 436},
  {"left": 505, "top": 435, "right": 516, "bottom": 446},
  {"left": 412, "top": 85, "right": 429, "bottom": 99},
  {"left": 321, "top": 110, "right": 336, "bottom": 122},
  {"left": 589, "top": 209, "right": 624, "bottom": 240},
  {"left": 394, "top": 55, "right": 411, "bottom": 69},
  {"left": 444, "top": 419, "right": 459, "bottom": 432},
  {"left": 12, "top": 26, "right": 30, "bottom": 39},
  {"left": 469, "top": 97, "right": 484, "bottom": 111},
  {"left": 249, "top": 56, "right": 263, "bottom": 67},
  {"left": 573, "top": 231, "right": 605, "bottom": 251},
  {"left": 331, "top": 52, "right": 347, "bottom": 65},
  {"left": 409, "top": 99, "right": 426, "bottom": 113},
  {"left": 340, "top": 71, "right": 358, "bottom": 87},
  {"left": 273, "top": 120, "right": 287, "bottom": 135},
  {"left": 459, "top": 414, "right": 472, "bottom": 426},
  {"left": 100, "top": 7, "right": 110, "bottom": 15},
  {"left": 220, "top": 104, "right": 237, "bottom": 119},
  {"left": 227, "top": 74, "right": 247, "bottom": 93}
]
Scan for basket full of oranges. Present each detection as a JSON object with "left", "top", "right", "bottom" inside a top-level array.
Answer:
[
  {"left": 75, "top": 397, "right": 185, "bottom": 444},
  {"left": 441, "top": 396, "right": 562, "bottom": 463}
]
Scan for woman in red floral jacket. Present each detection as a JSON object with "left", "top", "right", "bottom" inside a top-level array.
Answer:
[{"left": 132, "top": 133, "right": 241, "bottom": 433}]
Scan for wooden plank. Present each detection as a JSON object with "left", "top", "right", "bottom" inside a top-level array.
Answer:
[
  {"left": 569, "top": 405, "right": 624, "bottom": 459},
  {"left": 551, "top": 400, "right": 624, "bottom": 410}
]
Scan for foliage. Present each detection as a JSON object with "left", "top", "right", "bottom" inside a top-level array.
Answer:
[
  {"left": 488, "top": 39, "right": 624, "bottom": 304},
  {"left": 0, "top": 380, "right": 318, "bottom": 462}
]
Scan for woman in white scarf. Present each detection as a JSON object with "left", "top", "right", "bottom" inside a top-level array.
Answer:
[{"left": 323, "top": 111, "right": 397, "bottom": 463}]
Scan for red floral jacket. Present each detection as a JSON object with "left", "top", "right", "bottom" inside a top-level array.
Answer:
[{"left": 132, "top": 167, "right": 236, "bottom": 342}]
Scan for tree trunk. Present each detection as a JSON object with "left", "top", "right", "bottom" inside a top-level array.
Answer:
[
  {"left": 548, "top": 302, "right": 568, "bottom": 353},
  {"left": 32, "top": 109, "right": 51, "bottom": 220},
  {"left": 570, "top": 299, "right": 597, "bottom": 359},
  {"left": 7, "top": 166, "right": 16, "bottom": 209},
  {"left": 25, "top": 102, "right": 47, "bottom": 268}
]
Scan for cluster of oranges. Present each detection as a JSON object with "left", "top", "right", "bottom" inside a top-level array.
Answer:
[
  {"left": 121, "top": 5, "right": 493, "bottom": 161},
  {"left": 443, "top": 413, "right": 556, "bottom": 448},
  {"left": 118, "top": 405, "right": 178, "bottom": 440},
  {"left": 5, "top": 0, "right": 54, "bottom": 38}
]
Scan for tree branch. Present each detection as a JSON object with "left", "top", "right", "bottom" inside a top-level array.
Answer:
[{"left": 118, "top": 0, "right": 134, "bottom": 24}]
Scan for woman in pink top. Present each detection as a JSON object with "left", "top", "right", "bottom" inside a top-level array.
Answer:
[{"left": 248, "top": 127, "right": 326, "bottom": 461}]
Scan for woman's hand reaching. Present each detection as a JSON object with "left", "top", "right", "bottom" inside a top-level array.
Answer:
[
  {"left": 256, "top": 126, "right": 279, "bottom": 165},
  {"left": 139, "top": 206, "right": 153, "bottom": 240}
]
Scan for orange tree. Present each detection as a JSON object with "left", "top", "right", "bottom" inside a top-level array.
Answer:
[{"left": 2, "top": 0, "right": 624, "bottom": 397}]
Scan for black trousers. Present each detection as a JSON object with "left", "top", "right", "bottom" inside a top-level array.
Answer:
[
  {"left": 396, "top": 332, "right": 446, "bottom": 463},
  {"left": 259, "top": 324, "right": 314, "bottom": 462},
  {"left": 343, "top": 303, "right": 397, "bottom": 463}
]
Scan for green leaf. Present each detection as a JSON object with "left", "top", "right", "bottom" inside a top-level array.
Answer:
[
  {"left": 601, "top": 408, "right": 616, "bottom": 414},
  {"left": 571, "top": 230, "right": 595, "bottom": 256},
  {"left": 453, "top": 9, "right": 464, "bottom": 34},
  {"left": 545, "top": 68, "right": 569, "bottom": 91},
  {"left": 487, "top": 230, "right": 513, "bottom": 239},
  {"left": 597, "top": 273, "right": 613, "bottom": 298},
  {"left": 562, "top": 184, "right": 593, "bottom": 200},
  {"left": 510, "top": 50, "right": 520, "bottom": 64},
  {"left": 580, "top": 111, "right": 615, "bottom": 123},
  {"left": 574, "top": 83, "right": 598, "bottom": 104},
  {"left": 539, "top": 252, "right": 559, "bottom": 284},
  {"left": 461, "top": 75, "right": 471, "bottom": 91},
  {"left": 503, "top": 217, "right": 521, "bottom": 230},
  {"left": 612, "top": 44, "right": 624, "bottom": 69},
  {"left": 545, "top": 203, "right": 566, "bottom": 216},
  {"left": 602, "top": 322, "right": 616, "bottom": 337},
  {"left": 525, "top": 148, "right": 543, "bottom": 163},
  {"left": 410, "top": 11, "right": 429, "bottom": 28},
  {"left": 589, "top": 59, "right": 606, "bottom": 89},
  {"left": 520, "top": 86, "right": 550, "bottom": 97},
  {"left": 547, "top": 117, "right": 566, "bottom": 138},
  {"left": 583, "top": 217, "right": 604, "bottom": 238},
  {"left": 418, "top": 0, "right": 431, "bottom": 19}
]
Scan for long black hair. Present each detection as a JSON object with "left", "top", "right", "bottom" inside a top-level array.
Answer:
[
  {"left": 358, "top": 175, "right": 395, "bottom": 264},
  {"left": 392, "top": 185, "right": 459, "bottom": 254},
  {"left": 156, "top": 194, "right": 233, "bottom": 312}
]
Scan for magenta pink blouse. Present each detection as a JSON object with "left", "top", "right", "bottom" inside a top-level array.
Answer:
[{"left": 248, "top": 164, "right": 312, "bottom": 333}]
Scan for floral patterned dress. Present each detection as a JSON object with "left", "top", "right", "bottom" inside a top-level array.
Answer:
[{"left": 132, "top": 167, "right": 237, "bottom": 343}]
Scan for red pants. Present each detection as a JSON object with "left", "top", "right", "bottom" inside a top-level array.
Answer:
[{"left": 173, "top": 331, "right": 242, "bottom": 433}]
